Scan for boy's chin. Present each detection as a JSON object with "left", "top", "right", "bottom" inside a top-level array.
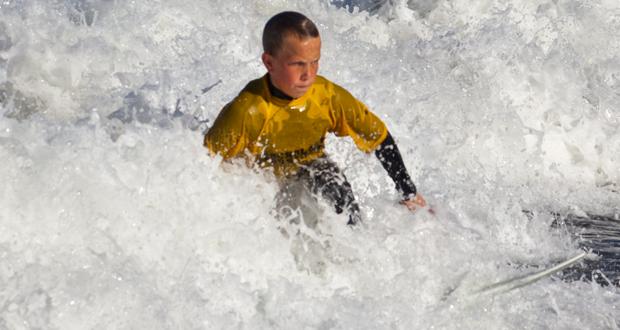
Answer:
[{"left": 290, "top": 87, "right": 310, "bottom": 98}]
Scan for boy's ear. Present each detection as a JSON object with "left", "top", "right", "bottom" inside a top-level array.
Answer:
[{"left": 261, "top": 52, "right": 273, "bottom": 72}]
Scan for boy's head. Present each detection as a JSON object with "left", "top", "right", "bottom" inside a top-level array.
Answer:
[{"left": 261, "top": 11, "right": 321, "bottom": 99}]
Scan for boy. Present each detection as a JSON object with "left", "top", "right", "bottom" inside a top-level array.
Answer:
[{"left": 205, "top": 11, "right": 427, "bottom": 225}]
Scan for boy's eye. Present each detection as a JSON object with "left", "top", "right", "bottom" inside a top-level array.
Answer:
[{"left": 290, "top": 60, "right": 318, "bottom": 66}]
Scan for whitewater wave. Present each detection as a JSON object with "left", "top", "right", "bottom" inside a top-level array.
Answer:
[{"left": 1, "top": 0, "right": 619, "bottom": 328}]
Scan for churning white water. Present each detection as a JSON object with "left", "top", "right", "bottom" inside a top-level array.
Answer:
[{"left": 1, "top": 0, "right": 619, "bottom": 328}]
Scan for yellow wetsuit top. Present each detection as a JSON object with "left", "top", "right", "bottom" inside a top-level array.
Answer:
[{"left": 204, "top": 74, "right": 388, "bottom": 176}]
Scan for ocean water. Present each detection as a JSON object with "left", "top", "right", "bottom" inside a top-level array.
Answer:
[{"left": 1, "top": 0, "right": 619, "bottom": 328}]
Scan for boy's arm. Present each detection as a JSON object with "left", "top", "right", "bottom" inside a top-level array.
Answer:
[
  {"left": 374, "top": 132, "right": 427, "bottom": 211},
  {"left": 329, "top": 84, "right": 388, "bottom": 152},
  {"left": 204, "top": 102, "right": 247, "bottom": 159},
  {"left": 327, "top": 81, "right": 428, "bottom": 211}
]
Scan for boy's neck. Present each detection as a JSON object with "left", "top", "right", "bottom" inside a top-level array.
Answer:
[{"left": 267, "top": 75, "right": 294, "bottom": 101}]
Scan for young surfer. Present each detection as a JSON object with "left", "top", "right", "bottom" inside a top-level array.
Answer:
[{"left": 205, "top": 11, "right": 427, "bottom": 225}]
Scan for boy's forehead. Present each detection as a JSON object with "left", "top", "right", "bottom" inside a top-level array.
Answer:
[{"left": 279, "top": 34, "right": 321, "bottom": 52}]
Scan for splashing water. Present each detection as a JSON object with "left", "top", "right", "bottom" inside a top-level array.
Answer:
[{"left": 1, "top": 0, "right": 619, "bottom": 328}]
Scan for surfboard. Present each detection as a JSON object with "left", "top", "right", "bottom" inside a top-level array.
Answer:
[{"left": 470, "top": 251, "right": 589, "bottom": 298}]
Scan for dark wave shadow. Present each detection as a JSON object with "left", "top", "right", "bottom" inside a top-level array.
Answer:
[{"left": 551, "top": 212, "right": 620, "bottom": 286}]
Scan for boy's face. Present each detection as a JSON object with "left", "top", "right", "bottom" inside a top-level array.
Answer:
[{"left": 262, "top": 34, "right": 321, "bottom": 99}]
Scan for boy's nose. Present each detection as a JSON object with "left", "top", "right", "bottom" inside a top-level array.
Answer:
[{"left": 300, "top": 66, "right": 315, "bottom": 81}]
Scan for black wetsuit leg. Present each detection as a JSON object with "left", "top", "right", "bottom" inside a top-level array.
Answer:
[{"left": 298, "top": 157, "right": 362, "bottom": 226}]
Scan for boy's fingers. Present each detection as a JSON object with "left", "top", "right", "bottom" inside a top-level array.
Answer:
[
  {"left": 400, "top": 194, "right": 435, "bottom": 216},
  {"left": 400, "top": 194, "right": 426, "bottom": 210}
]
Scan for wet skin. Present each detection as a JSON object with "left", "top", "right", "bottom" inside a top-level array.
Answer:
[{"left": 261, "top": 35, "right": 321, "bottom": 99}]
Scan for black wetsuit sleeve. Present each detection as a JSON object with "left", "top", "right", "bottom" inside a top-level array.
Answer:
[{"left": 374, "top": 132, "right": 417, "bottom": 199}]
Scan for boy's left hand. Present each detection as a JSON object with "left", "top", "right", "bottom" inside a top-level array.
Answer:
[{"left": 400, "top": 194, "right": 435, "bottom": 215}]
